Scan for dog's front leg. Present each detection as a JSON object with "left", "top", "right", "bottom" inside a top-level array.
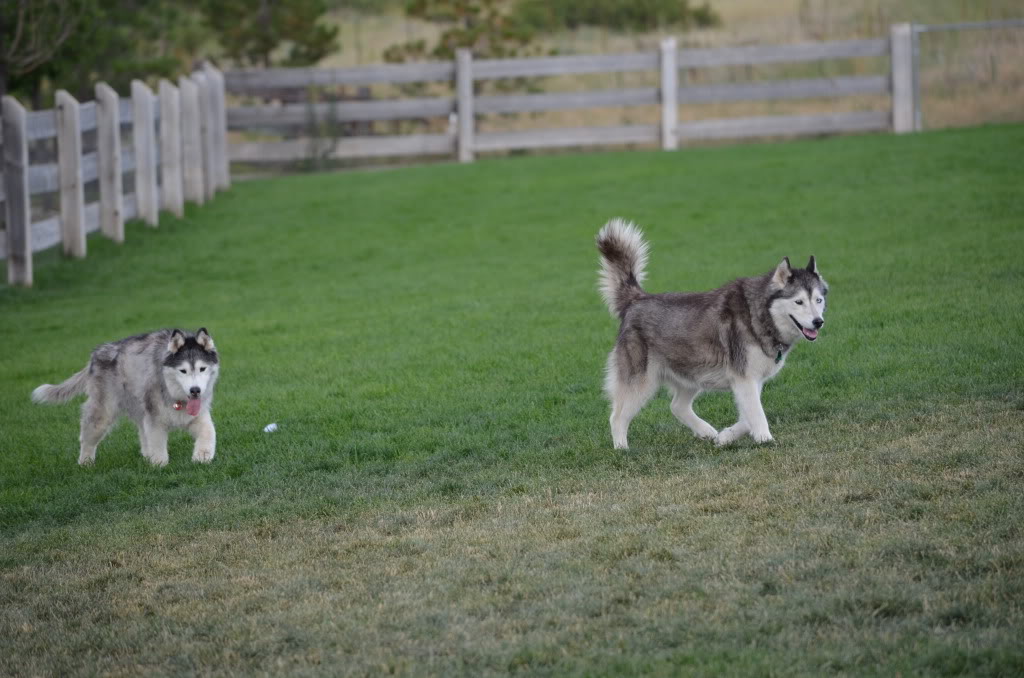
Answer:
[
  {"left": 189, "top": 411, "right": 216, "bottom": 463},
  {"left": 730, "top": 379, "right": 773, "bottom": 443},
  {"left": 716, "top": 420, "right": 750, "bottom": 447},
  {"left": 669, "top": 386, "right": 718, "bottom": 441},
  {"left": 140, "top": 416, "right": 170, "bottom": 466}
]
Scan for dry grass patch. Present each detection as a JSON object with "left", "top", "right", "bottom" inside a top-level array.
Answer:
[{"left": 3, "top": 404, "right": 1022, "bottom": 676}]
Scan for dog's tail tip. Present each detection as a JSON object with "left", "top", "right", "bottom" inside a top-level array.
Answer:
[
  {"left": 597, "top": 217, "right": 643, "bottom": 241},
  {"left": 31, "top": 384, "right": 57, "bottom": 404},
  {"left": 596, "top": 218, "right": 649, "bottom": 318},
  {"left": 31, "top": 367, "right": 88, "bottom": 404}
]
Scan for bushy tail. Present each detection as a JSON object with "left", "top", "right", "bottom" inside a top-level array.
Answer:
[
  {"left": 32, "top": 367, "right": 88, "bottom": 404},
  {"left": 596, "top": 218, "right": 649, "bottom": 318}
]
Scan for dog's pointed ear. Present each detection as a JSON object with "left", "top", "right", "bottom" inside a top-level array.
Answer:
[
  {"left": 771, "top": 257, "right": 792, "bottom": 289},
  {"left": 807, "top": 255, "right": 818, "bottom": 275},
  {"left": 196, "top": 327, "right": 215, "bottom": 352},
  {"left": 167, "top": 329, "right": 186, "bottom": 354}
]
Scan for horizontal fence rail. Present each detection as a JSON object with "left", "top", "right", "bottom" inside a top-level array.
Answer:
[
  {"left": 678, "top": 75, "right": 889, "bottom": 103},
  {"left": 225, "top": 29, "right": 910, "bottom": 166},
  {"left": 476, "top": 88, "right": 659, "bottom": 114},
  {"left": 1, "top": 64, "right": 231, "bottom": 286},
  {"left": 473, "top": 52, "right": 659, "bottom": 79},
  {"left": 474, "top": 125, "right": 659, "bottom": 152},
  {"left": 230, "top": 133, "right": 454, "bottom": 163},
  {"left": 228, "top": 97, "right": 455, "bottom": 128},
  {"left": 225, "top": 62, "right": 456, "bottom": 91},
  {"left": 677, "top": 110, "right": 891, "bottom": 140}
]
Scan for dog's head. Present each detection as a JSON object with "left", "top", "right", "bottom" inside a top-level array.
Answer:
[
  {"left": 162, "top": 328, "right": 219, "bottom": 402},
  {"left": 767, "top": 257, "right": 828, "bottom": 344}
]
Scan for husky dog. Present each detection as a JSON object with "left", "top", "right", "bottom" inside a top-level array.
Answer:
[
  {"left": 596, "top": 219, "right": 827, "bottom": 449},
  {"left": 32, "top": 328, "right": 220, "bottom": 466}
]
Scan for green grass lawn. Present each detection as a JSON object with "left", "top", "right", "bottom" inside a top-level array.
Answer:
[{"left": 2, "top": 125, "right": 1023, "bottom": 677}]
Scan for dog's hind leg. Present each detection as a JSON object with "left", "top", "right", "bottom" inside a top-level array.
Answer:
[
  {"left": 78, "top": 397, "right": 116, "bottom": 466},
  {"left": 668, "top": 384, "right": 718, "bottom": 441},
  {"left": 605, "top": 353, "right": 658, "bottom": 450}
]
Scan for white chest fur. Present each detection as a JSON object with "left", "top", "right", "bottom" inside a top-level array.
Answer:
[{"left": 745, "top": 344, "right": 787, "bottom": 384}]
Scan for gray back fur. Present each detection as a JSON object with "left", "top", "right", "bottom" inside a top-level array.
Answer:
[{"left": 620, "top": 274, "right": 788, "bottom": 381}]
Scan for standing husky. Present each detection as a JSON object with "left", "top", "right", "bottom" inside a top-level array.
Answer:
[
  {"left": 32, "top": 328, "right": 220, "bottom": 466},
  {"left": 596, "top": 219, "right": 827, "bottom": 449}
]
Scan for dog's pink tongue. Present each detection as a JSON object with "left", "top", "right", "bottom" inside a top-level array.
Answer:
[
  {"left": 186, "top": 398, "right": 201, "bottom": 416},
  {"left": 802, "top": 327, "right": 818, "bottom": 340}
]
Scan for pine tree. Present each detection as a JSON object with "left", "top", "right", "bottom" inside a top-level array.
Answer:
[{"left": 203, "top": 0, "right": 340, "bottom": 68}]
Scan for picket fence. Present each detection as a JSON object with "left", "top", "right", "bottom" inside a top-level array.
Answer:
[
  {"left": 0, "top": 65, "right": 230, "bottom": 286},
  {"left": 226, "top": 24, "right": 915, "bottom": 165}
]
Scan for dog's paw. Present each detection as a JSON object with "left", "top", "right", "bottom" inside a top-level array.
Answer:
[
  {"left": 142, "top": 449, "right": 169, "bottom": 467},
  {"left": 716, "top": 425, "right": 743, "bottom": 447},
  {"left": 751, "top": 430, "right": 774, "bottom": 444},
  {"left": 693, "top": 424, "right": 719, "bottom": 441},
  {"left": 78, "top": 455, "right": 96, "bottom": 466},
  {"left": 192, "top": 447, "right": 215, "bottom": 463}
]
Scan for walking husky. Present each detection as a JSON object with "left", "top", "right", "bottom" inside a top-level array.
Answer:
[
  {"left": 32, "top": 328, "right": 219, "bottom": 466},
  {"left": 596, "top": 219, "right": 827, "bottom": 448}
]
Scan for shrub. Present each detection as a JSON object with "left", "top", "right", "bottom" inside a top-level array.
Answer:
[{"left": 512, "top": 0, "right": 722, "bottom": 33}]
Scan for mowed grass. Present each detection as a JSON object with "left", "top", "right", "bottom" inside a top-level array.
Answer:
[{"left": 2, "top": 125, "right": 1023, "bottom": 676}]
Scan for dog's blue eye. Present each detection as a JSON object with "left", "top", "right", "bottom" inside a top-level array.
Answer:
[
  {"left": 795, "top": 300, "right": 804, "bottom": 305},
  {"left": 179, "top": 369, "right": 186, "bottom": 374}
]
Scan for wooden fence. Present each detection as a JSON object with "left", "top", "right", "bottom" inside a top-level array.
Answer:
[
  {"left": 227, "top": 24, "right": 914, "bottom": 165},
  {"left": 0, "top": 65, "right": 230, "bottom": 286}
]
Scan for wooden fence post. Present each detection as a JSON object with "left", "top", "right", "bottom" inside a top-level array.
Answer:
[
  {"left": 132, "top": 80, "right": 159, "bottom": 225},
  {"left": 55, "top": 90, "right": 87, "bottom": 258},
  {"left": 2, "top": 96, "right": 31, "bottom": 286},
  {"left": 179, "top": 75, "right": 205, "bottom": 205},
  {"left": 660, "top": 38, "right": 679, "bottom": 151},
  {"left": 158, "top": 79, "right": 184, "bottom": 217},
  {"left": 193, "top": 71, "right": 217, "bottom": 201},
  {"left": 203, "top": 64, "right": 230, "bottom": 189},
  {"left": 890, "top": 23, "right": 914, "bottom": 134},
  {"left": 95, "top": 82, "right": 124, "bottom": 242},
  {"left": 456, "top": 49, "right": 474, "bottom": 163}
]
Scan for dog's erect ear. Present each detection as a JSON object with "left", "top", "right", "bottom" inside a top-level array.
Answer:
[
  {"left": 196, "top": 327, "right": 215, "bottom": 352},
  {"left": 771, "top": 257, "right": 793, "bottom": 289},
  {"left": 167, "top": 329, "right": 186, "bottom": 354},
  {"left": 807, "top": 255, "right": 818, "bottom": 275}
]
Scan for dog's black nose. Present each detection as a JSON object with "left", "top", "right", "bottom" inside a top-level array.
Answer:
[
  {"left": 189, "top": 386, "right": 201, "bottom": 396},
  {"left": 812, "top": 318, "right": 824, "bottom": 329}
]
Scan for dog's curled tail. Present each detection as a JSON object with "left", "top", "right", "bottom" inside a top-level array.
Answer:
[
  {"left": 32, "top": 367, "right": 88, "bottom": 404},
  {"left": 596, "top": 219, "right": 649, "bottom": 318}
]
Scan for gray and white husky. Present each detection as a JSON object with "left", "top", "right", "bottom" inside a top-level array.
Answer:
[
  {"left": 32, "top": 328, "right": 220, "bottom": 466},
  {"left": 596, "top": 219, "right": 827, "bottom": 448}
]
